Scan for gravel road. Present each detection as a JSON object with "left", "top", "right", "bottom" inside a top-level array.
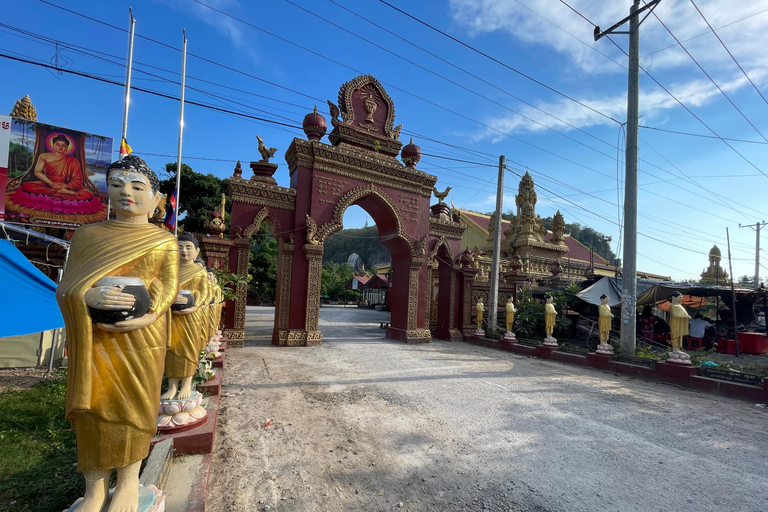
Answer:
[{"left": 205, "top": 306, "right": 768, "bottom": 512}]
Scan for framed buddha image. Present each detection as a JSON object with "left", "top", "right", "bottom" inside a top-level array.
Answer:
[{"left": 4, "top": 118, "right": 113, "bottom": 228}]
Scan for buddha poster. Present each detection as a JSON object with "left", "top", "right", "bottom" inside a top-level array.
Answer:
[{"left": 3, "top": 118, "right": 113, "bottom": 228}]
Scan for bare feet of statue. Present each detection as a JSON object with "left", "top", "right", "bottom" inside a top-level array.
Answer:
[
  {"left": 160, "top": 379, "right": 178, "bottom": 400},
  {"left": 79, "top": 470, "right": 110, "bottom": 512},
  {"left": 177, "top": 376, "right": 194, "bottom": 400},
  {"left": 108, "top": 462, "right": 141, "bottom": 512}
]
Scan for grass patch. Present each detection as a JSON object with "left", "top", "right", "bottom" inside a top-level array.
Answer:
[{"left": 0, "top": 372, "right": 83, "bottom": 512}]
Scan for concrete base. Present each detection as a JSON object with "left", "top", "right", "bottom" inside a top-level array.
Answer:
[
  {"left": 152, "top": 395, "right": 219, "bottom": 456},
  {"left": 197, "top": 368, "right": 222, "bottom": 396},
  {"left": 212, "top": 352, "right": 225, "bottom": 369},
  {"left": 535, "top": 345, "right": 558, "bottom": 358},
  {"left": 162, "top": 453, "right": 212, "bottom": 512},
  {"left": 656, "top": 361, "right": 699, "bottom": 379},
  {"left": 386, "top": 326, "right": 431, "bottom": 344}
]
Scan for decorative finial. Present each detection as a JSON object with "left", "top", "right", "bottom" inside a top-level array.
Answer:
[
  {"left": 10, "top": 94, "right": 37, "bottom": 121},
  {"left": 233, "top": 160, "right": 242, "bottom": 177},
  {"left": 256, "top": 135, "right": 278, "bottom": 163}
]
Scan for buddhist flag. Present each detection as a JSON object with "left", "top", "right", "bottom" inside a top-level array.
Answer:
[
  {"left": 164, "top": 188, "right": 177, "bottom": 231},
  {"left": 119, "top": 138, "right": 132, "bottom": 160}
]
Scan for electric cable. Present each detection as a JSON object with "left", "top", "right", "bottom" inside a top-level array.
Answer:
[{"left": 689, "top": 0, "right": 768, "bottom": 109}]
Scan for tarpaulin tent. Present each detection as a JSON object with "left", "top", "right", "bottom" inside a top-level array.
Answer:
[
  {"left": 576, "top": 276, "right": 668, "bottom": 307},
  {"left": 0, "top": 238, "right": 64, "bottom": 337}
]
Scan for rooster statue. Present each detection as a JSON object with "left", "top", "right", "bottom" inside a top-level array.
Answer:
[
  {"left": 256, "top": 135, "right": 278, "bottom": 163},
  {"left": 432, "top": 186, "right": 451, "bottom": 204}
]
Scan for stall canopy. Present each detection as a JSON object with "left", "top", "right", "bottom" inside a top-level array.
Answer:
[
  {"left": 576, "top": 276, "right": 671, "bottom": 306},
  {"left": 0, "top": 238, "right": 64, "bottom": 337}
]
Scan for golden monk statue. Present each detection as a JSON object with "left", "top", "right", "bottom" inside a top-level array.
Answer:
[
  {"left": 205, "top": 272, "right": 223, "bottom": 345},
  {"left": 598, "top": 294, "right": 612, "bottom": 343},
  {"left": 476, "top": 301, "right": 484, "bottom": 332},
  {"left": 162, "top": 234, "right": 211, "bottom": 401},
  {"left": 669, "top": 292, "right": 691, "bottom": 353},
  {"left": 505, "top": 298, "right": 516, "bottom": 332},
  {"left": 56, "top": 155, "right": 178, "bottom": 512},
  {"left": 596, "top": 294, "right": 615, "bottom": 354},
  {"left": 543, "top": 294, "right": 558, "bottom": 346}
]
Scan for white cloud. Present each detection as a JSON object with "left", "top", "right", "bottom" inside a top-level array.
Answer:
[
  {"left": 449, "top": 0, "right": 768, "bottom": 75},
  {"left": 155, "top": 0, "right": 259, "bottom": 60},
  {"left": 473, "top": 72, "right": 761, "bottom": 139}
]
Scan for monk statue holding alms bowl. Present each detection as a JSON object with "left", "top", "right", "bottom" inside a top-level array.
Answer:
[{"left": 56, "top": 155, "right": 179, "bottom": 512}]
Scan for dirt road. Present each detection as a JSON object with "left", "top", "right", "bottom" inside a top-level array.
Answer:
[{"left": 206, "top": 306, "right": 768, "bottom": 512}]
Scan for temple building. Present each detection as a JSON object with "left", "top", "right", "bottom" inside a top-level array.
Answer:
[
  {"left": 452, "top": 171, "right": 669, "bottom": 289},
  {"left": 699, "top": 245, "right": 730, "bottom": 285}
]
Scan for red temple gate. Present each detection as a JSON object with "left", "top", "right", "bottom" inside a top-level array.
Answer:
[{"left": 225, "top": 75, "right": 467, "bottom": 346}]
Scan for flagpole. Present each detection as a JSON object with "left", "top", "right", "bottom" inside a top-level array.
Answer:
[
  {"left": 174, "top": 29, "right": 187, "bottom": 237},
  {"left": 121, "top": 8, "right": 135, "bottom": 157}
]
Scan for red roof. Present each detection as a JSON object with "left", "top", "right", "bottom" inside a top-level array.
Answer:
[
  {"left": 367, "top": 274, "right": 389, "bottom": 288},
  {"left": 344, "top": 275, "right": 371, "bottom": 290}
]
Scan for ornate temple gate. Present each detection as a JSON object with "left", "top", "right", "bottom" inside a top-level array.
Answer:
[{"left": 224, "top": 75, "right": 466, "bottom": 346}]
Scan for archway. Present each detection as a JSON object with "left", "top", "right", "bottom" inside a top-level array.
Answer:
[{"left": 226, "top": 75, "right": 466, "bottom": 346}]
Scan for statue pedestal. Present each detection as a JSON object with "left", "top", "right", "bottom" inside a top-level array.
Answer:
[
  {"left": 665, "top": 351, "right": 692, "bottom": 366},
  {"left": 595, "top": 343, "right": 614, "bottom": 355},
  {"left": 503, "top": 331, "right": 517, "bottom": 342},
  {"left": 472, "top": 329, "right": 485, "bottom": 339},
  {"left": 157, "top": 391, "right": 207, "bottom": 432},
  {"left": 65, "top": 484, "right": 164, "bottom": 512},
  {"left": 543, "top": 336, "right": 558, "bottom": 347}
]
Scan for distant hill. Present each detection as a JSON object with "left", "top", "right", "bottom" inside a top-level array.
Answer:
[{"left": 323, "top": 226, "right": 392, "bottom": 270}]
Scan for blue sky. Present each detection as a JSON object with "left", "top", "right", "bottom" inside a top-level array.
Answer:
[{"left": 2, "top": 0, "right": 767, "bottom": 282}]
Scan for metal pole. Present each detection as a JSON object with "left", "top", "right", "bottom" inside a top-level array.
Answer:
[
  {"left": 487, "top": 155, "right": 505, "bottom": 333},
  {"left": 174, "top": 30, "right": 187, "bottom": 237},
  {"left": 620, "top": 0, "right": 640, "bottom": 355},
  {"left": 726, "top": 228, "right": 740, "bottom": 357},
  {"left": 120, "top": 8, "right": 135, "bottom": 154},
  {"left": 755, "top": 222, "right": 761, "bottom": 289}
]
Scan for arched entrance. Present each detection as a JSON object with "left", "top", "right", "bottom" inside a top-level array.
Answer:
[{"left": 226, "top": 75, "right": 466, "bottom": 346}]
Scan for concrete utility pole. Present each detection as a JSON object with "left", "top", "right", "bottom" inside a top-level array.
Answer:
[
  {"left": 487, "top": 155, "right": 505, "bottom": 333},
  {"left": 594, "top": 0, "right": 661, "bottom": 355},
  {"left": 739, "top": 221, "right": 767, "bottom": 289}
]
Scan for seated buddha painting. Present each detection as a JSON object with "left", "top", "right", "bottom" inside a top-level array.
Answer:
[{"left": 5, "top": 120, "right": 112, "bottom": 228}]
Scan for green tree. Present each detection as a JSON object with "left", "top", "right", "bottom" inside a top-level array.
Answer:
[
  {"left": 160, "top": 163, "right": 230, "bottom": 234},
  {"left": 321, "top": 262, "right": 355, "bottom": 300},
  {"left": 248, "top": 223, "right": 278, "bottom": 303}
]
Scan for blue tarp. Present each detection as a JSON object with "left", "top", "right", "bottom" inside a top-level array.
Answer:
[{"left": 0, "top": 239, "right": 64, "bottom": 337}]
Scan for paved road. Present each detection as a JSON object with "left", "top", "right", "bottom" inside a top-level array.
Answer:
[{"left": 209, "top": 306, "right": 768, "bottom": 512}]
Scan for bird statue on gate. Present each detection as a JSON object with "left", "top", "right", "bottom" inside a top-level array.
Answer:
[
  {"left": 432, "top": 186, "right": 451, "bottom": 204},
  {"left": 256, "top": 135, "right": 278, "bottom": 163}
]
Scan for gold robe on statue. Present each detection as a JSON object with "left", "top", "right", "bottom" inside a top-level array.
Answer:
[
  {"left": 545, "top": 303, "right": 557, "bottom": 336},
  {"left": 598, "top": 304, "right": 612, "bottom": 343},
  {"left": 206, "top": 284, "right": 223, "bottom": 343},
  {"left": 165, "top": 265, "right": 211, "bottom": 378},
  {"left": 669, "top": 303, "right": 691, "bottom": 347},
  {"left": 56, "top": 221, "right": 179, "bottom": 471}
]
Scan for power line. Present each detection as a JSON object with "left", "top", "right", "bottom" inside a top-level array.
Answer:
[
  {"left": 688, "top": 0, "right": 768, "bottom": 109},
  {"left": 644, "top": 1, "right": 768, "bottom": 144},
  {"left": 639, "top": 124, "right": 768, "bottom": 144},
  {"left": 27, "top": 3, "right": 762, "bottom": 221},
  {"left": 375, "top": 0, "right": 622, "bottom": 125}
]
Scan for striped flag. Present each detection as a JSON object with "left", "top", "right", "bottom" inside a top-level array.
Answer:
[
  {"left": 119, "top": 138, "right": 132, "bottom": 160},
  {"left": 164, "top": 188, "right": 177, "bottom": 231}
]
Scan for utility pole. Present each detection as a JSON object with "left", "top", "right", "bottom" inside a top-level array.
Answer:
[
  {"left": 739, "top": 221, "right": 767, "bottom": 289},
  {"left": 487, "top": 155, "right": 505, "bottom": 334},
  {"left": 594, "top": 0, "right": 661, "bottom": 355}
]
